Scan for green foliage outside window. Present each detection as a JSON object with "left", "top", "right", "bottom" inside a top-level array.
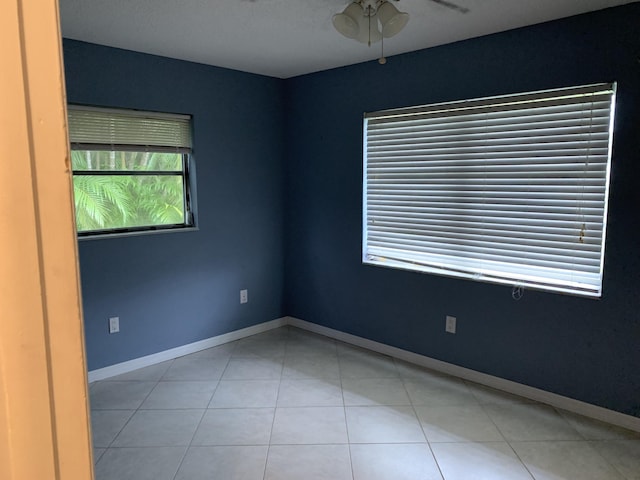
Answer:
[{"left": 72, "top": 150, "right": 187, "bottom": 233}]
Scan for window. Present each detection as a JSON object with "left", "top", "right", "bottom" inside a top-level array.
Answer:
[
  {"left": 363, "top": 83, "right": 616, "bottom": 297},
  {"left": 68, "top": 106, "right": 194, "bottom": 237}
]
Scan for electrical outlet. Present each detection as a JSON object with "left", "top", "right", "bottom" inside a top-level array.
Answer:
[
  {"left": 445, "top": 315, "right": 456, "bottom": 334},
  {"left": 240, "top": 289, "right": 248, "bottom": 304},
  {"left": 109, "top": 316, "right": 120, "bottom": 334}
]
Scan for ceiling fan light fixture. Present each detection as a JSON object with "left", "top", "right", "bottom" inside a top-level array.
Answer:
[
  {"left": 332, "top": 2, "right": 363, "bottom": 39},
  {"left": 377, "top": 1, "right": 410, "bottom": 38}
]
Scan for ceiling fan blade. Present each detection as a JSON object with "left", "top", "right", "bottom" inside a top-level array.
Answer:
[{"left": 428, "top": 0, "right": 470, "bottom": 14}]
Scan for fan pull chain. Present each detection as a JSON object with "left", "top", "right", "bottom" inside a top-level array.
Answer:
[
  {"left": 368, "top": 5, "right": 372, "bottom": 46},
  {"left": 379, "top": 34, "right": 386, "bottom": 64}
]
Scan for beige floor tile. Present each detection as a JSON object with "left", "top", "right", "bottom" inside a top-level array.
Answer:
[
  {"left": 430, "top": 442, "right": 533, "bottom": 480},
  {"left": 95, "top": 447, "right": 186, "bottom": 480},
  {"left": 415, "top": 404, "right": 504, "bottom": 443},
  {"left": 222, "top": 357, "right": 283, "bottom": 380},
  {"left": 192, "top": 408, "right": 274, "bottom": 445},
  {"left": 277, "top": 378, "right": 343, "bottom": 407},
  {"left": 140, "top": 381, "right": 217, "bottom": 409},
  {"left": 232, "top": 339, "right": 286, "bottom": 358},
  {"left": 93, "top": 448, "right": 106, "bottom": 465},
  {"left": 339, "top": 352, "right": 399, "bottom": 378},
  {"left": 511, "top": 440, "right": 625, "bottom": 480},
  {"left": 282, "top": 354, "right": 340, "bottom": 378},
  {"left": 175, "top": 446, "right": 268, "bottom": 480},
  {"left": 484, "top": 404, "right": 582, "bottom": 441},
  {"left": 346, "top": 405, "right": 426, "bottom": 443},
  {"left": 209, "top": 380, "right": 280, "bottom": 407},
  {"left": 404, "top": 375, "right": 478, "bottom": 407},
  {"left": 590, "top": 440, "right": 640, "bottom": 480},
  {"left": 161, "top": 356, "right": 229, "bottom": 381},
  {"left": 91, "top": 410, "right": 135, "bottom": 447},
  {"left": 271, "top": 406, "right": 348, "bottom": 444},
  {"left": 351, "top": 443, "right": 443, "bottom": 480},
  {"left": 558, "top": 410, "right": 640, "bottom": 440},
  {"left": 90, "top": 381, "right": 156, "bottom": 410},
  {"left": 111, "top": 409, "right": 204, "bottom": 447},
  {"left": 342, "top": 377, "right": 411, "bottom": 406},
  {"left": 265, "top": 445, "right": 352, "bottom": 480}
]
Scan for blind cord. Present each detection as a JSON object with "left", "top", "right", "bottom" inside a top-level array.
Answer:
[{"left": 512, "top": 285, "right": 524, "bottom": 300}]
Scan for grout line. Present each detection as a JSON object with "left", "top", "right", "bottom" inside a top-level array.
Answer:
[
  {"left": 98, "top": 361, "right": 173, "bottom": 452},
  {"left": 424, "top": 441, "right": 446, "bottom": 480},
  {"left": 206, "top": 377, "right": 232, "bottom": 409},
  {"left": 504, "top": 441, "right": 538, "bottom": 480},
  {"left": 552, "top": 407, "right": 589, "bottom": 440},
  {"left": 263, "top": 332, "right": 287, "bottom": 480},
  {"left": 476, "top": 402, "right": 509, "bottom": 442},
  {"left": 340, "top": 363, "right": 356, "bottom": 480},
  {"left": 584, "top": 440, "right": 637, "bottom": 480},
  {"left": 170, "top": 344, "right": 239, "bottom": 480},
  {"left": 265, "top": 442, "right": 353, "bottom": 446},
  {"left": 472, "top": 400, "right": 537, "bottom": 479},
  {"left": 168, "top": 409, "right": 205, "bottom": 480}
]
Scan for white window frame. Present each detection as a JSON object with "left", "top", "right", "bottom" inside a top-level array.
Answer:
[
  {"left": 68, "top": 105, "right": 195, "bottom": 238},
  {"left": 363, "top": 83, "right": 616, "bottom": 298}
]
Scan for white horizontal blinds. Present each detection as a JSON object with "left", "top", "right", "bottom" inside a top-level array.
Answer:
[
  {"left": 363, "top": 83, "right": 615, "bottom": 296},
  {"left": 68, "top": 106, "right": 192, "bottom": 152}
]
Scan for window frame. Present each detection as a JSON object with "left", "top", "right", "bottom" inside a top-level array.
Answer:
[
  {"left": 68, "top": 105, "right": 196, "bottom": 239},
  {"left": 362, "top": 83, "right": 616, "bottom": 298}
]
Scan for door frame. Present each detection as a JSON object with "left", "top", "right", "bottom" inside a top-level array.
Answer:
[{"left": 0, "top": 1, "right": 94, "bottom": 479}]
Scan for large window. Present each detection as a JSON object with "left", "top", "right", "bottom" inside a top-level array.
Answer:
[
  {"left": 363, "top": 83, "right": 616, "bottom": 297},
  {"left": 68, "top": 106, "right": 194, "bottom": 237}
]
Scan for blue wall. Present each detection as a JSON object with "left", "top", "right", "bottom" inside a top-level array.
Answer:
[
  {"left": 64, "top": 4, "right": 640, "bottom": 417},
  {"left": 64, "top": 40, "right": 286, "bottom": 370},
  {"left": 284, "top": 4, "right": 640, "bottom": 417}
]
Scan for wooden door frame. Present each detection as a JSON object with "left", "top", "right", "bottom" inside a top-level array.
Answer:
[{"left": 0, "top": 0, "right": 94, "bottom": 478}]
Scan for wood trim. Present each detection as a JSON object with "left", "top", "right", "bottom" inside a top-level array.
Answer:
[{"left": 0, "top": 1, "right": 94, "bottom": 479}]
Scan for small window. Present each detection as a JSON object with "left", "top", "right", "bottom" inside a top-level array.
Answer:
[
  {"left": 68, "top": 106, "right": 194, "bottom": 237},
  {"left": 363, "top": 83, "right": 616, "bottom": 297}
]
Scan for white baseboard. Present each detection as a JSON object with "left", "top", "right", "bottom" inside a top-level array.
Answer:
[
  {"left": 286, "top": 316, "right": 640, "bottom": 433},
  {"left": 87, "top": 317, "right": 288, "bottom": 382},
  {"left": 88, "top": 314, "right": 639, "bottom": 433}
]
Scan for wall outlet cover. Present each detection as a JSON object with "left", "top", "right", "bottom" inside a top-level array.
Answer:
[
  {"left": 109, "top": 316, "right": 120, "bottom": 334},
  {"left": 445, "top": 315, "right": 457, "bottom": 334}
]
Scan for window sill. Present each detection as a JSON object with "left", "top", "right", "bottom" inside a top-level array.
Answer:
[{"left": 77, "top": 226, "right": 199, "bottom": 241}]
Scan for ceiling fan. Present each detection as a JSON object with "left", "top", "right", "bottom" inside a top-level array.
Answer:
[{"left": 332, "top": 0, "right": 469, "bottom": 54}]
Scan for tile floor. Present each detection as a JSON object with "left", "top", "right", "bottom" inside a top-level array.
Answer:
[{"left": 90, "top": 326, "right": 640, "bottom": 480}]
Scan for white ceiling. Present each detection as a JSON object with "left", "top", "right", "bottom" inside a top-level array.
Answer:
[{"left": 59, "top": 0, "right": 635, "bottom": 79}]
